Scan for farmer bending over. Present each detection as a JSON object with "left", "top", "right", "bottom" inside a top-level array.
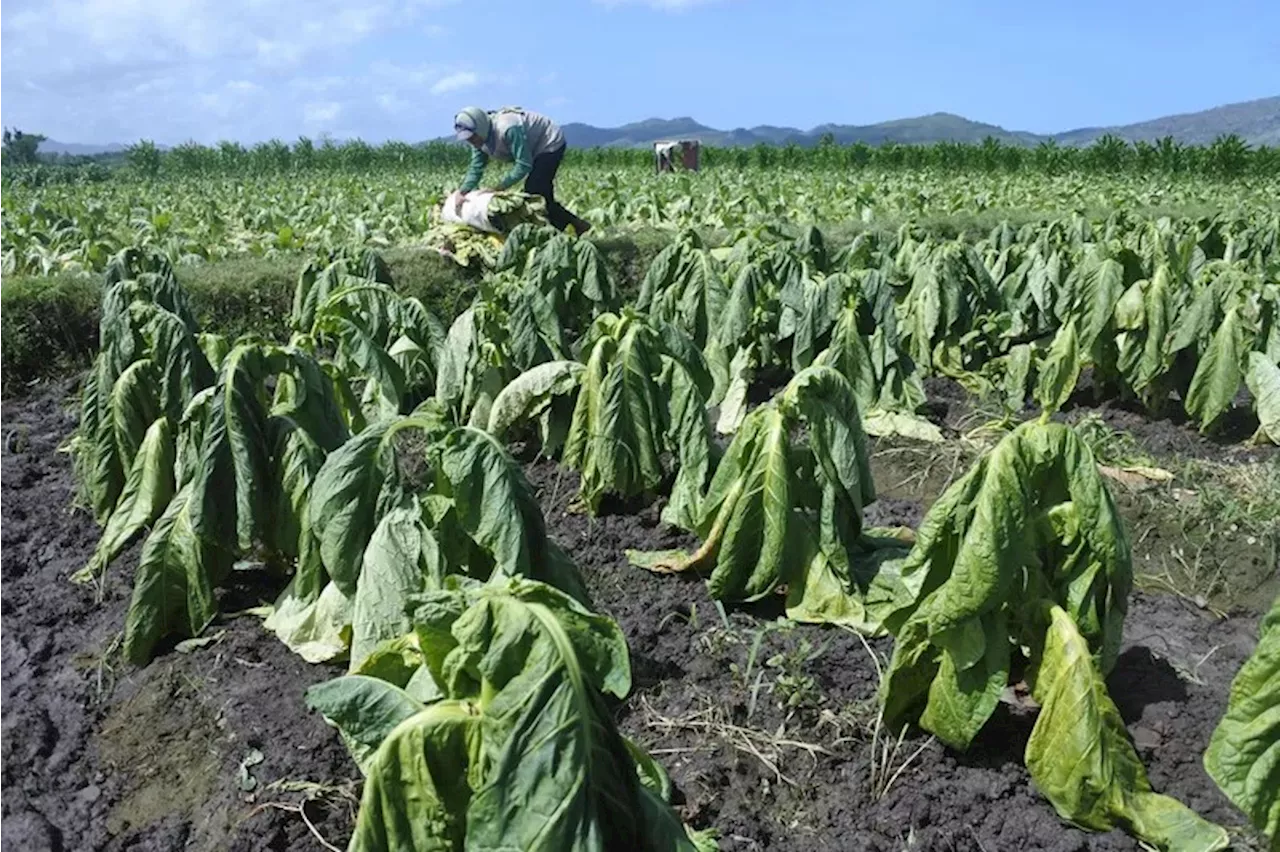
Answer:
[{"left": 452, "top": 106, "right": 591, "bottom": 235}]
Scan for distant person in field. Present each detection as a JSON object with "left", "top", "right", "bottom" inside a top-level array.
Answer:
[{"left": 452, "top": 106, "right": 591, "bottom": 235}]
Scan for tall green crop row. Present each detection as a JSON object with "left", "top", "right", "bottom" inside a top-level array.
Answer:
[{"left": 4, "top": 133, "right": 1277, "bottom": 185}]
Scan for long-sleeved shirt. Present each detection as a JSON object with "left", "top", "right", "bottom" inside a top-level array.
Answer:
[{"left": 460, "top": 108, "right": 566, "bottom": 192}]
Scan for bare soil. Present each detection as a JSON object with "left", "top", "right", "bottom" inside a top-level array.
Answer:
[
  {"left": 2, "top": 379, "right": 358, "bottom": 852},
  {"left": 2, "top": 378, "right": 1272, "bottom": 851}
]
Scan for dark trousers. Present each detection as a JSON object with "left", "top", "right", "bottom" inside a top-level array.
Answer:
[{"left": 524, "top": 146, "right": 588, "bottom": 233}]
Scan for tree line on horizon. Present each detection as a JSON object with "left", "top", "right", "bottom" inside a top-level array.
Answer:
[{"left": 3, "top": 126, "right": 1276, "bottom": 186}]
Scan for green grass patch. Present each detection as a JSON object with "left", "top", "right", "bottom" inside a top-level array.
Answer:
[{"left": 1, "top": 233, "right": 676, "bottom": 396}]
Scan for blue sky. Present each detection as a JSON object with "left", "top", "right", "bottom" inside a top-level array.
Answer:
[{"left": 2, "top": 0, "right": 1277, "bottom": 146}]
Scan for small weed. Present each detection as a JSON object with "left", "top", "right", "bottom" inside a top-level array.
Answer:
[
  {"left": 81, "top": 630, "right": 125, "bottom": 704},
  {"left": 1072, "top": 413, "right": 1152, "bottom": 468},
  {"left": 765, "top": 635, "right": 830, "bottom": 714},
  {"left": 1178, "top": 457, "right": 1280, "bottom": 536}
]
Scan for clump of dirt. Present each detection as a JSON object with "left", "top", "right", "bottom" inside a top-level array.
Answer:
[{"left": 96, "top": 669, "right": 221, "bottom": 836}]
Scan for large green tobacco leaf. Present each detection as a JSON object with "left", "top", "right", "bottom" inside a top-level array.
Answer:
[
  {"left": 1076, "top": 252, "right": 1125, "bottom": 353},
  {"left": 632, "top": 366, "right": 896, "bottom": 627},
  {"left": 718, "top": 263, "right": 769, "bottom": 363},
  {"left": 1186, "top": 306, "right": 1247, "bottom": 432},
  {"left": 1028, "top": 605, "right": 1229, "bottom": 852},
  {"left": 77, "top": 365, "right": 121, "bottom": 524},
  {"left": 637, "top": 232, "right": 727, "bottom": 350},
  {"left": 1204, "top": 595, "right": 1280, "bottom": 847},
  {"left": 198, "top": 344, "right": 273, "bottom": 552},
  {"left": 1167, "top": 284, "right": 1218, "bottom": 359},
  {"left": 292, "top": 250, "right": 396, "bottom": 332},
  {"left": 810, "top": 303, "right": 936, "bottom": 441},
  {"left": 1036, "top": 318, "right": 1082, "bottom": 415},
  {"left": 307, "top": 578, "right": 705, "bottom": 851},
  {"left": 319, "top": 312, "right": 408, "bottom": 418},
  {"left": 506, "top": 278, "right": 567, "bottom": 369},
  {"left": 562, "top": 314, "right": 710, "bottom": 517},
  {"left": 138, "top": 303, "right": 216, "bottom": 423},
  {"left": 111, "top": 359, "right": 162, "bottom": 477},
  {"left": 74, "top": 417, "right": 176, "bottom": 583},
  {"left": 265, "top": 420, "right": 328, "bottom": 597},
  {"left": 789, "top": 273, "right": 850, "bottom": 372},
  {"left": 486, "top": 360, "right": 585, "bottom": 440},
  {"left": 310, "top": 422, "right": 397, "bottom": 596},
  {"left": 122, "top": 484, "right": 231, "bottom": 664},
  {"left": 713, "top": 344, "right": 754, "bottom": 436},
  {"left": 562, "top": 328, "right": 610, "bottom": 474},
  {"left": 435, "top": 305, "right": 516, "bottom": 428},
  {"left": 438, "top": 427, "right": 590, "bottom": 604},
  {"left": 1245, "top": 352, "right": 1280, "bottom": 446},
  {"left": 661, "top": 356, "right": 716, "bottom": 531},
  {"left": 198, "top": 332, "right": 230, "bottom": 372},
  {"left": 784, "top": 364, "right": 876, "bottom": 533},
  {"left": 880, "top": 421, "right": 1132, "bottom": 750},
  {"left": 350, "top": 500, "right": 445, "bottom": 671},
  {"left": 706, "top": 406, "right": 792, "bottom": 601},
  {"left": 592, "top": 322, "right": 665, "bottom": 500},
  {"left": 433, "top": 580, "right": 641, "bottom": 849},
  {"left": 1133, "top": 264, "right": 1174, "bottom": 409},
  {"left": 348, "top": 701, "right": 480, "bottom": 852},
  {"left": 305, "top": 674, "right": 434, "bottom": 775}
]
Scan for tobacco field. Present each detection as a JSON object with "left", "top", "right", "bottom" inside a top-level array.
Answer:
[{"left": 2, "top": 156, "right": 1278, "bottom": 852}]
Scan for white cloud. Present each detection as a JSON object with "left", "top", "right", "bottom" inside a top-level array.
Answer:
[
  {"left": 539, "top": 71, "right": 560, "bottom": 86},
  {"left": 290, "top": 76, "right": 350, "bottom": 94},
  {"left": 546, "top": 96, "right": 570, "bottom": 108},
  {"left": 304, "top": 102, "right": 343, "bottom": 124},
  {"left": 199, "top": 80, "right": 264, "bottom": 119},
  {"left": 255, "top": 39, "right": 305, "bottom": 68},
  {"left": 0, "top": 0, "right": 485, "bottom": 144},
  {"left": 377, "top": 93, "right": 412, "bottom": 114},
  {"left": 423, "top": 23, "right": 449, "bottom": 37},
  {"left": 430, "top": 71, "right": 479, "bottom": 95}
]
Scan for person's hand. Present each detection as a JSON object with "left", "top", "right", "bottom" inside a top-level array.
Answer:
[{"left": 453, "top": 191, "right": 468, "bottom": 216}]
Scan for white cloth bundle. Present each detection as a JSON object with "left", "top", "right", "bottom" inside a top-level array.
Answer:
[{"left": 441, "top": 190, "right": 501, "bottom": 234}]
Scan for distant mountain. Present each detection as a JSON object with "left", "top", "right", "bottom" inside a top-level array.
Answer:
[
  {"left": 1050, "top": 97, "right": 1280, "bottom": 147},
  {"left": 557, "top": 113, "right": 1040, "bottom": 149},
  {"left": 37, "top": 140, "right": 130, "bottom": 156},
  {"left": 555, "top": 97, "right": 1280, "bottom": 149},
  {"left": 559, "top": 117, "right": 720, "bottom": 148}
]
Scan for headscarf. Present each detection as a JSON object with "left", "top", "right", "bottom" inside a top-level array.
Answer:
[{"left": 453, "top": 106, "right": 490, "bottom": 142}]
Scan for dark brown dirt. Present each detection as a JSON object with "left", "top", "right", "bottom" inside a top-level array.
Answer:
[
  {"left": 2, "top": 378, "right": 1271, "bottom": 852},
  {"left": 2, "top": 378, "right": 359, "bottom": 852}
]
